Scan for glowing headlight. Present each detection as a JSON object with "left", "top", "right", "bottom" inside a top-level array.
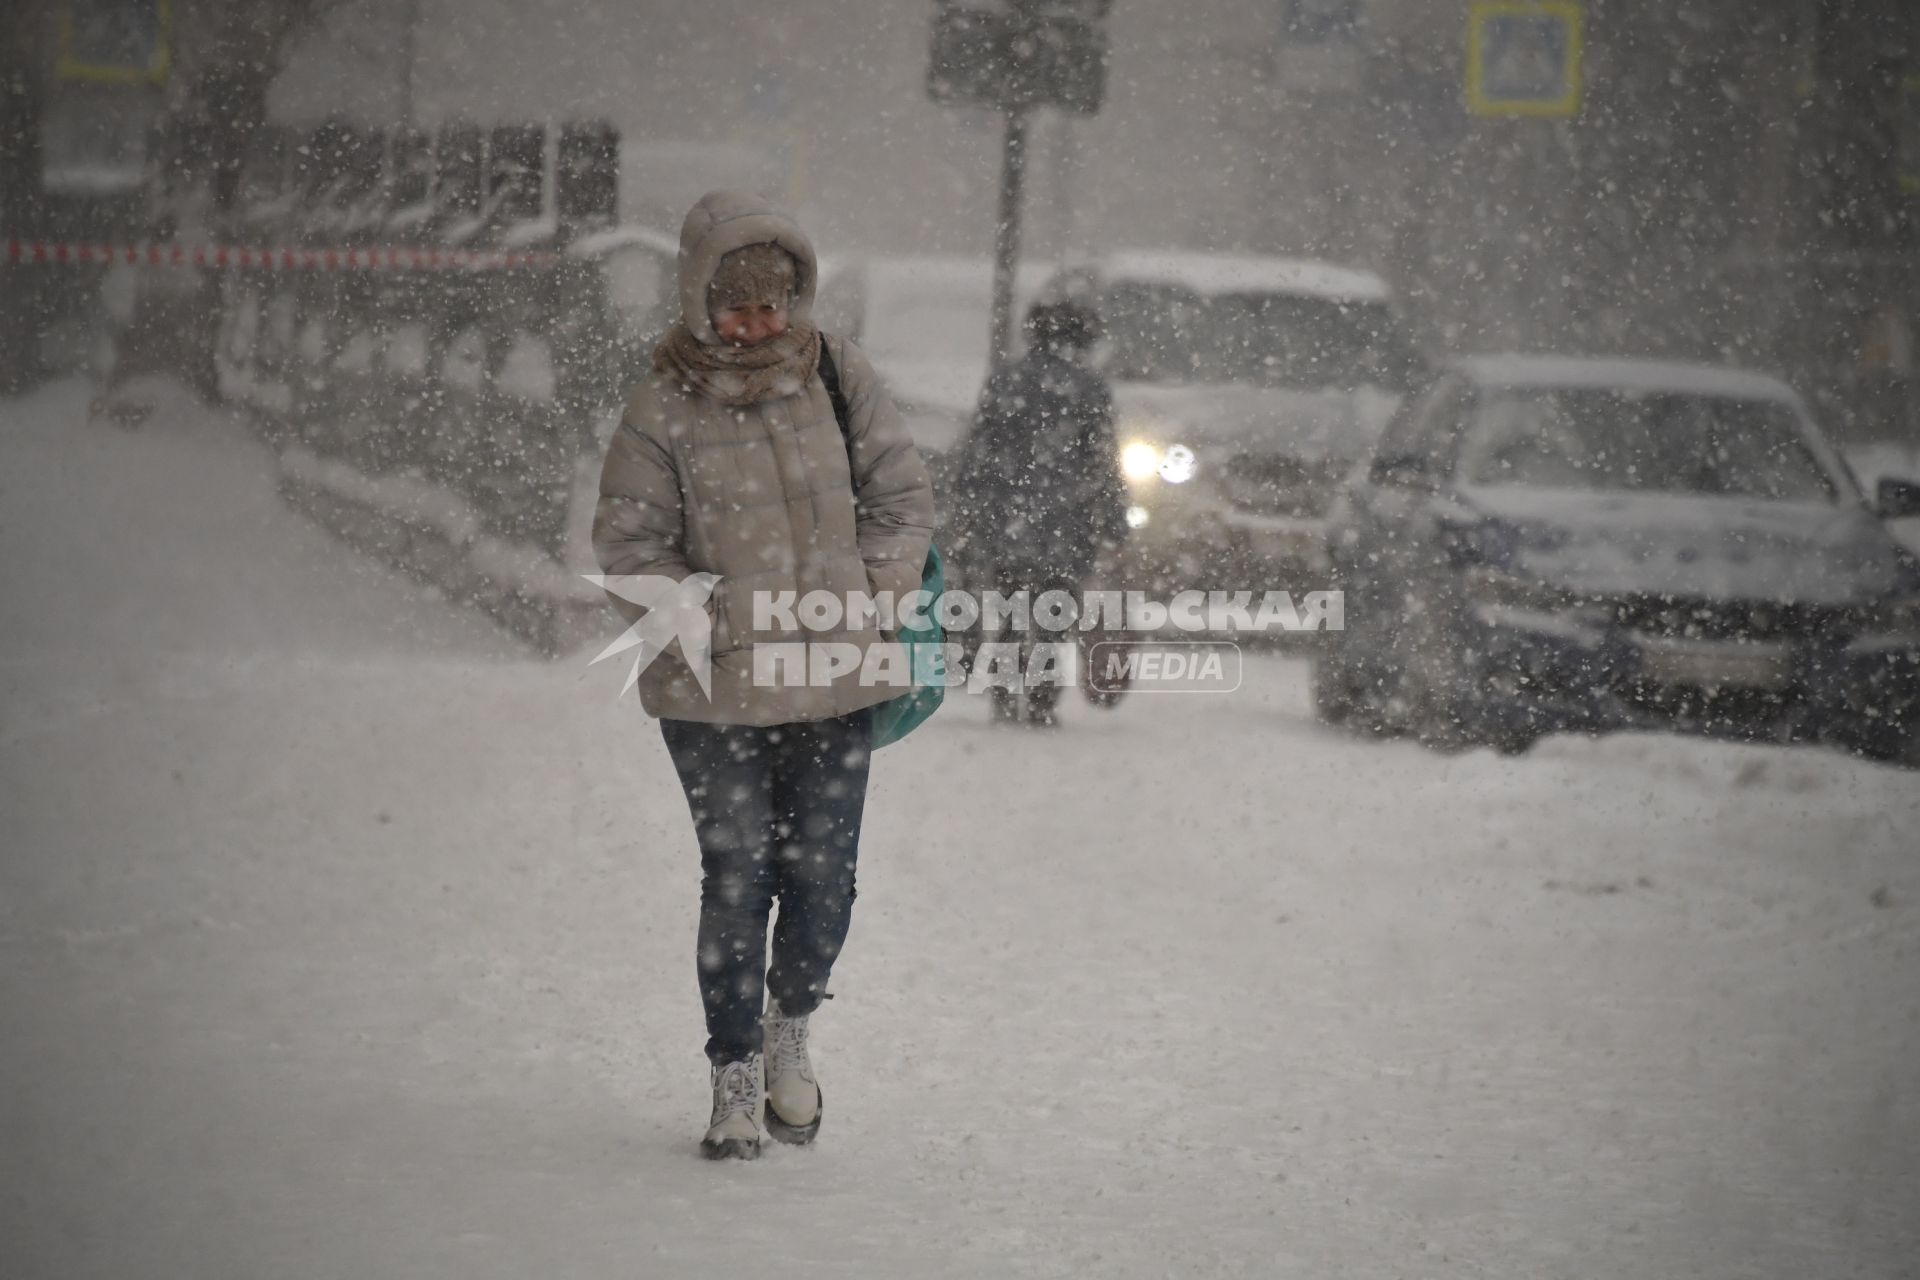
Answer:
[
  {"left": 1121, "top": 439, "right": 1198, "bottom": 484},
  {"left": 1121, "top": 440, "right": 1162, "bottom": 482},
  {"left": 1158, "top": 444, "right": 1197, "bottom": 484}
]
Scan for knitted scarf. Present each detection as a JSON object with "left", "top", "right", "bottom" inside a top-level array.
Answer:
[{"left": 651, "top": 320, "right": 822, "bottom": 408}]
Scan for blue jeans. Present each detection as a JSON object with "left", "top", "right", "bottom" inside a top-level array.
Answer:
[{"left": 659, "top": 708, "right": 873, "bottom": 1065}]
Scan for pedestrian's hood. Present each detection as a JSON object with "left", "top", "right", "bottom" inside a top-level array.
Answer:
[
  {"left": 675, "top": 189, "right": 817, "bottom": 344},
  {"left": 1457, "top": 485, "right": 1919, "bottom": 605}
]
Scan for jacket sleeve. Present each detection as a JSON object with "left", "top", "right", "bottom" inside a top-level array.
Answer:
[
  {"left": 832, "top": 336, "right": 936, "bottom": 605},
  {"left": 592, "top": 383, "right": 733, "bottom": 648},
  {"left": 949, "top": 370, "right": 1015, "bottom": 551}
]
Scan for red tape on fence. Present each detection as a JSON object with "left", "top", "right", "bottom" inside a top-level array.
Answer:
[{"left": 4, "top": 238, "right": 560, "bottom": 271}]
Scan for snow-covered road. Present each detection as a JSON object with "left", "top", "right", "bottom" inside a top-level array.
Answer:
[{"left": 3, "top": 380, "right": 1917, "bottom": 1279}]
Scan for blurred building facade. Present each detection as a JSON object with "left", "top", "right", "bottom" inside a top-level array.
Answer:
[
  {"left": 266, "top": 0, "right": 1916, "bottom": 431},
  {"left": 5, "top": 0, "right": 1913, "bottom": 432},
  {"left": 1349, "top": 0, "right": 1917, "bottom": 437}
]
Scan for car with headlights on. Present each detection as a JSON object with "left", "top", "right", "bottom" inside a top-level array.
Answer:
[
  {"left": 1048, "top": 251, "right": 1424, "bottom": 598},
  {"left": 1314, "top": 355, "right": 1920, "bottom": 761}
]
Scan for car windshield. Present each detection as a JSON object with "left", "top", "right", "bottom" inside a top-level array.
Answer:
[
  {"left": 1459, "top": 388, "right": 1837, "bottom": 501},
  {"left": 1102, "top": 283, "right": 1417, "bottom": 392}
]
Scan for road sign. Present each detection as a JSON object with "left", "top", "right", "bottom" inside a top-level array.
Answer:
[
  {"left": 55, "top": 0, "right": 172, "bottom": 86},
  {"left": 1467, "top": 1, "right": 1582, "bottom": 118},
  {"left": 928, "top": 5, "right": 1108, "bottom": 116},
  {"left": 926, "top": 0, "right": 1111, "bottom": 376}
]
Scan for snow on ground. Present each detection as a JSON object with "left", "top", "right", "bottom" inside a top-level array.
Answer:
[{"left": 3, "top": 379, "right": 1918, "bottom": 1279}]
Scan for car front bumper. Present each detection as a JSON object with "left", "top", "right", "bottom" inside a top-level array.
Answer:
[
  {"left": 1462, "top": 603, "right": 1920, "bottom": 743},
  {"left": 1122, "top": 484, "right": 1333, "bottom": 596}
]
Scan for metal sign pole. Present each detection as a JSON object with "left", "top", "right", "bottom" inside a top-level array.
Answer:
[
  {"left": 928, "top": 0, "right": 1107, "bottom": 372},
  {"left": 988, "top": 106, "right": 1030, "bottom": 374},
  {"left": 399, "top": 0, "right": 420, "bottom": 124}
]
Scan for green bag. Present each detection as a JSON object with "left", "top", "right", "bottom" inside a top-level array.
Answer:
[
  {"left": 819, "top": 341, "right": 946, "bottom": 749},
  {"left": 869, "top": 543, "right": 947, "bottom": 748}
]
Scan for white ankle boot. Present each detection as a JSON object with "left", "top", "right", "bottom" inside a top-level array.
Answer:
[
  {"left": 701, "top": 1054, "right": 764, "bottom": 1160},
  {"left": 762, "top": 1000, "right": 822, "bottom": 1144}
]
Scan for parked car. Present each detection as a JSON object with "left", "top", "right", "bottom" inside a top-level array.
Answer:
[
  {"left": 1314, "top": 354, "right": 1920, "bottom": 761},
  {"left": 1047, "top": 250, "right": 1425, "bottom": 596}
]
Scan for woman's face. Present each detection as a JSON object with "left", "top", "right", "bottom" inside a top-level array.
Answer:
[{"left": 711, "top": 303, "right": 790, "bottom": 347}]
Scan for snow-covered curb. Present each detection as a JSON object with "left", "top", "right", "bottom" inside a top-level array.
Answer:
[{"left": 277, "top": 445, "right": 606, "bottom": 655}]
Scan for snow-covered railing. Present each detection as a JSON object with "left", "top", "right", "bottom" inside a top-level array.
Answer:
[{"left": 205, "top": 229, "right": 669, "bottom": 654}]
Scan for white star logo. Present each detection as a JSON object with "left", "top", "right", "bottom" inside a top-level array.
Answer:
[{"left": 582, "top": 572, "right": 721, "bottom": 699}]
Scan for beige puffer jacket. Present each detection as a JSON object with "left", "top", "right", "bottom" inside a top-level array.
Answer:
[{"left": 592, "top": 190, "right": 936, "bottom": 726}]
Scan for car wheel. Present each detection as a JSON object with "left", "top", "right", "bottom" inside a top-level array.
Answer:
[
  {"left": 1309, "top": 651, "right": 1355, "bottom": 726},
  {"left": 1846, "top": 720, "right": 1920, "bottom": 769},
  {"left": 1490, "top": 725, "right": 1539, "bottom": 756},
  {"left": 1395, "top": 598, "right": 1528, "bottom": 756},
  {"left": 1313, "top": 640, "right": 1400, "bottom": 737},
  {"left": 1404, "top": 667, "right": 1473, "bottom": 752},
  {"left": 1410, "top": 664, "right": 1537, "bottom": 756},
  {"left": 1390, "top": 599, "right": 1475, "bottom": 752}
]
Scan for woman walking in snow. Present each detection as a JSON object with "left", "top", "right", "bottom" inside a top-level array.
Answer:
[{"left": 593, "top": 191, "right": 935, "bottom": 1159}]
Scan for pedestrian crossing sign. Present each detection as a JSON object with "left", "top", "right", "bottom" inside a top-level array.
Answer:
[
  {"left": 1467, "top": 1, "right": 1582, "bottom": 118},
  {"left": 55, "top": 0, "right": 172, "bottom": 86}
]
